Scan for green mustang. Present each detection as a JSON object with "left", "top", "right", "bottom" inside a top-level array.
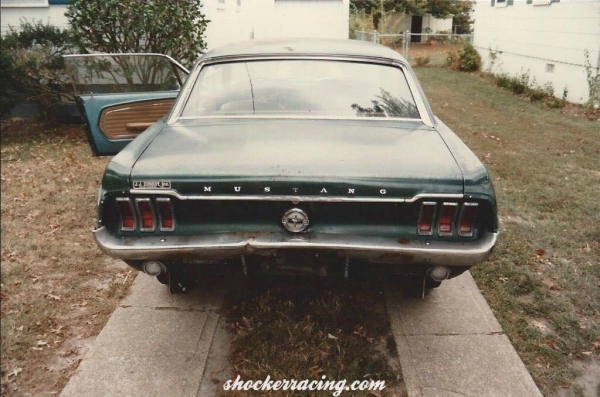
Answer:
[{"left": 66, "top": 39, "right": 498, "bottom": 294}]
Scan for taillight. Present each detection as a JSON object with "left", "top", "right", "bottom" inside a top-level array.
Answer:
[
  {"left": 458, "top": 202, "right": 478, "bottom": 237},
  {"left": 438, "top": 202, "right": 458, "bottom": 236},
  {"left": 418, "top": 202, "right": 436, "bottom": 235},
  {"left": 116, "top": 198, "right": 135, "bottom": 231},
  {"left": 135, "top": 198, "right": 155, "bottom": 232},
  {"left": 156, "top": 198, "right": 175, "bottom": 231}
]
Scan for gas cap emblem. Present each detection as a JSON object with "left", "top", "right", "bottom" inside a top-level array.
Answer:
[{"left": 282, "top": 208, "right": 309, "bottom": 233}]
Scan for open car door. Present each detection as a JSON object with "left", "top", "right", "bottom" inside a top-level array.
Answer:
[{"left": 64, "top": 54, "right": 189, "bottom": 156}]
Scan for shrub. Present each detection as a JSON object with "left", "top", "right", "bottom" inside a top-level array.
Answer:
[
  {"left": 508, "top": 73, "right": 529, "bottom": 95},
  {"left": 445, "top": 43, "right": 481, "bottom": 72},
  {"left": 66, "top": 0, "right": 209, "bottom": 68},
  {"left": 349, "top": 10, "right": 374, "bottom": 39},
  {"left": 1, "top": 20, "right": 74, "bottom": 122},
  {"left": 493, "top": 72, "right": 565, "bottom": 108},
  {"left": 414, "top": 56, "right": 431, "bottom": 67},
  {"left": 0, "top": 39, "right": 19, "bottom": 116},
  {"left": 583, "top": 49, "right": 599, "bottom": 110}
]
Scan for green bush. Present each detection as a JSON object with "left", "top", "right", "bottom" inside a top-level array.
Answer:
[
  {"left": 0, "top": 39, "right": 19, "bottom": 116},
  {"left": 493, "top": 72, "right": 565, "bottom": 108},
  {"left": 0, "top": 20, "right": 74, "bottom": 122},
  {"left": 445, "top": 43, "right": 481, "bottom": 72},
  {"left": 508, "top": 73, "right": 529, "bottom": 95},
  {"left": 66, "top": 0, "right": 209, "bottom": 68}
]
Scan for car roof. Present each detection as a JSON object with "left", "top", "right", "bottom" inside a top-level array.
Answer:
[{"left": 200, "top": 38, "right": 406, "bottom": 62}]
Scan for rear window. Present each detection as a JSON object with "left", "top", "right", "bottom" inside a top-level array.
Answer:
[{"left": 180, "top": 60, "right": 420, "bottom": 119}]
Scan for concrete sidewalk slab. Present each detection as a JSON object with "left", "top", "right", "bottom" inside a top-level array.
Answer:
[
  {"left": 60, "top": 274, "right": 227, "bottom": 397},
  {"left": 387, "top": 272, "right": 542, "bottom": 397}
]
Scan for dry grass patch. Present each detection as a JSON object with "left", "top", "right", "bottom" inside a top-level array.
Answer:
[
  {"left": 415, "top": 67, "right": 600, "bottom": 396},
  {"left": 1, "top": 119, "right": 136, "bottom": 396},
  {"left": 406, "top": 43, "right": 464, "bottom": 67}
]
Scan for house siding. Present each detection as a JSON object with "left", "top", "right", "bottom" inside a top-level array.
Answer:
[
  {"left": 1, "top": 4, "right": 69, "bottom": 34},
  {"left": 2, "top": 0, "right": 351, "bottom": 50},
  {"left": 472, "top": 0, "right": 600, "bottom": 104}
]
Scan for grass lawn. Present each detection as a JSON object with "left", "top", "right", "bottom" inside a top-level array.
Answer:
[
  {"left": 0, "top": 121, "right": 135, "bottom": 396},
  {"left": 415, "top": 67, "right": 600, "bottom": 396}
]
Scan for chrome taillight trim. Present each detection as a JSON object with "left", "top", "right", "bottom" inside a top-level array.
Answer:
[
  {"left": 417, "top": 201, "right": 437, "bottom": 236},
  {"left": 156, "top": 197, "right": 175, "bottom": 232},
  {"left": 438, "top": 202, "right": 458, "bottom": 236},
  {"left": 116, "top": 197, "right": 136, "bottom": 232},
  {"left": 458, "top": 202, "right": 479, "bottom": 237},
  {"left": 135, "top": 198, "right": 156, "bottom": 232}
]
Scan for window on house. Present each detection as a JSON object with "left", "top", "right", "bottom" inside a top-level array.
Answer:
[
  {"left": 532, "top": 0, "right": 556, "bottom": 5},
  {"left": 1, "top": 0, "right": 48, "bottom": 7}
]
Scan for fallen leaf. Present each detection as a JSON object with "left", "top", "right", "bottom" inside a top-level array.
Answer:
[
  {"left": 546, "top": 340, "right": 558, "bottom": 350},
  {"left": 327, "top": 333, "right": 339, "bottom": 340},
  {"left": 536, "top": 249, "right": 546, "bottom": 256},
  {"left": 591, "top": 339, "right": 600, "bottom": 350},
  {"left": 8, "top": 368, "right": 22, "bottom": 378},
  {"left": 542, "top": 280, "right": 561, "bottom": 291},
  {"left": 582, "top": 351, "right": 592, "bottom": 356},
  {"left": 309, "top": 366, "right": 324, "bottom": 379},
  {"left": 47, "top": 294, "right": 61, "bottom": 301}
]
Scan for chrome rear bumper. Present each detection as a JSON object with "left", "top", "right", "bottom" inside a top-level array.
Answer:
[{"left": 93, "top": 227, "right": 498, "bottom": 267}]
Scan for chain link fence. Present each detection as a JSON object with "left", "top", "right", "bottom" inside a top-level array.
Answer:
[{"left": 353, "top": 31, "right": 474, "bottom": 66}]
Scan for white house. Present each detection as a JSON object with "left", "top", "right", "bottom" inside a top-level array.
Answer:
[
  {"left": 384, "top": 12, "right": 454, "bottom": 43},
  {"left": 1, "top": 0, "right": 70, "bottom": 34},
  {"left": 204, "top": 0, "right": 350, "bottom": 49},
  {"left": 472, "top": 0, "right": 600, "bottom": 104},
  {"left": 1, "top": 0, "right": 351, "bottom": 50}
]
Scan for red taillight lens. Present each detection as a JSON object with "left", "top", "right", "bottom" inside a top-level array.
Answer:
[
  {"left": 458, "top": 202, "right": 478, "bottom": 236},
  {"left": 136, "top": 199, "right": 155, "bottom": 231},
  {"left": 156, "top": 198, "right": 174, "bottom": 231},
  {"left": 418, "top": 202, "right": 436, "bottom": 235},
  {"left": 116, "top": 198, "right": 135, "bottom": 231},
  {"left": 438, "top": 203, "right": 458, "bottom": 235}
]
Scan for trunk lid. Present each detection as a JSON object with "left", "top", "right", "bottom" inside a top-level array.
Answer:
[{"left": 130, "top": 119, "right": 464, "bottom": 198}]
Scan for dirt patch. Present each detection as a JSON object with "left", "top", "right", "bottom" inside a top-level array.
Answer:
[
  {"left": 572, "top": 359, "right": 600, "bottom": 397},
  {"left": 528, "top": 318, "right": 556, "bottom": 337}
]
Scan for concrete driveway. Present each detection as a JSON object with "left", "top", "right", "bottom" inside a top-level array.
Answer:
[
  {"left": 60, "top": 272, "right": 542, "bottom": 397},
  {"left": 60, "top": 275, "right": 230, "bottom": 397}
]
